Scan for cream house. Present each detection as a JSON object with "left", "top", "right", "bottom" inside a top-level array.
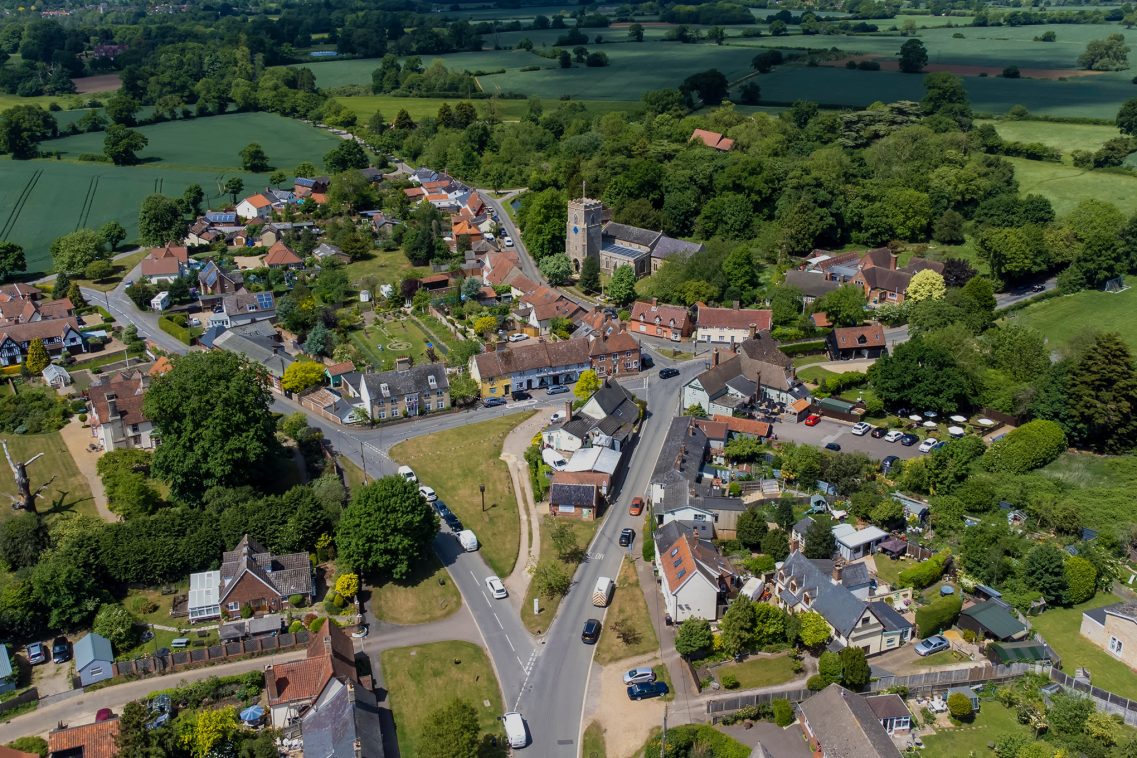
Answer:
[{"left": 1081, "top": 602, "right": 1137, "bottom": 668}]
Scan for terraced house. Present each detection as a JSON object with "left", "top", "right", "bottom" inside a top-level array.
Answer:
[
  {"left": 469, "top": 339, "right": 590, "bottom": 397},
  {"left": 350, "top": 357, "right": 450, "bottom": 420}
]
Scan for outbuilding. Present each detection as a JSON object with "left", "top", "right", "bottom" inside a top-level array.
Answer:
[{"left": 74, "top": 632, "right": 114, "bottom": 686}]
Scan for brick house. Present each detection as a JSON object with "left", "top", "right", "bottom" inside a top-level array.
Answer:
[
  {"left": 695, "top": 302, "right": 773, "bottom": 346},
  {"left": 48, "top": 719, "right": 120, "bottom": 758},
  {"left": 586, "top": 328, "right": 641, "bottom": 376},
  {"left": 266, "top": 618, "right": 358, "bottom": 727},
  {"left": 87, "top": 370, "right": 156, "bottom": 450},
  {"left": 826, "top": 322, "right": 888, "bottom": 360},
  {"left": 263, "top": 241, "right": 303, "bottom": 269},
  {"left": 187, "top": 535, "right": 314, "bottom": 622},
  {"left": 629, "top": 298, "right": 693, "bottom": 341},
  {"left": 350, "top": 357, "right": 450, "bottom": 421}
]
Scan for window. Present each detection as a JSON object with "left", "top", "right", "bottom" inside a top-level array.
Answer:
[
  {"left": 377, "top": 411, "right": 386, "bottom": 419},
  {"left": 228, "top": 602, "right": 240, "bottom": 611},
  {"left": 887, "top": 637, "right": 896, "bottom": 647},
  {"left": 670, "top": 548, "right": 679, "bottom": 557},
  {"left": 1110, "top": 636, "right": 1124, "bottom": 655},
  {"left": 693, "top": 514, "right": 706, "bottom": 521},
  {"left": 425, "top": 402, "right": 432, "bottom": 410},
  {"left": 656, "top": 327, "right": 662, "bottom": 335},
  {"left": 599, "top": 355, "right": 605, "bottom": 362},
  {"left": 862, "top": 616, "right": 871, "bottom": 626},
  {"left": 90, "top": 667, "right": 103, "bottom": 677},
  {"left": 640, "top": 325, "right": 647, "bottom": 332}
]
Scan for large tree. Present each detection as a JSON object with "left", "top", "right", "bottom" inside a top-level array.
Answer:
[
  {"left": 336, "top": 476, "right": 437, "bottom": 579},
  {"left": 736, "top": 507, "right": 768, "bottom": 550},
  {"left": 1066, "top": 332, "right": 1137, "bottom": 452},
  {"left": 51, "top": 229, "right": 105, "bottom": 274},
  {"left": 811, "top": 285, "right": 866, "bottom": 327},
  {"left": 324, "top": 140, "right": 369, "bottom": 174},
  {"left": 719, "top": 595, "right": 756, "bottom": 655},
  {"left": 608, "top": 264, "right": 637, "bottom": 305},
  {"left": 868, "top": 335, "right": 976, "bottom": 413},
  {"left": 1024, "top": 543, "right": 1068, "bottom": 603},
  {"left": 138, "top": 194, "right": 186, "bottom": 247},
  {"left": 517, "top": 188, "right": 567, "bottom": 261},
  {"left": 803, "top": 518, "right": 835, "bottom": 559},
  {"left": 897, "top": 38, "right": 928, "bottom": 73},
  {"left": 419, "top": 698, "right": 480, "bottom": 758},
  {"left": 103, "top": 124, "right": 148, "bottom": 165},
  {"left": 578, "top": 256, "right": 601, "bottom": 293},
  {"left": 0, "top": 242, "right": 25, "bottom": 283},
  {"left": 142, "top": 351, "right": 282, "bottom": 503},
  {"left": 240, "top": 142, "right": 270, "bottom": 172},
  {"left": 0, "top": 104, "right": 58, "bottom": 159}
]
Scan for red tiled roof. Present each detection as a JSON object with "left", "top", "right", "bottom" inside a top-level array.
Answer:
[
  {"left": 689, "top": 129, "right": 734, "bottom": 151},
  {"left": 790, "top": 398, "right": 811, "bottom": 412},
  {"left": 0, "top": 745, "right": 39, "bottom": 758},
  {"left": 404, "top": 187, "right": 426, "bottom": 197},
  {"left": 696, "top": 305, "right": 772, "bottom": 331},
  {"left": 831, "top": 323, "right": 886, "bottom": 347},
  {"left": 141, "top": 257, "right": 181, "bottom": 276},
  {"left": 552, "top": 471, "right": 610, "bottom": 489},
  {"left": 811, "top": 312, "right": 832, "bottom": 328},
  {"left": 630, "top": 300, "right": 690, "bottom": 331},
  {"left": 148, "top": 356, "right": 173, "bottom": 376},
  {"left": 694, "top": 419, "right": 728, "bottom": 440},
  {"left": 48, "top": 719, "right": 120, "bottom": 758},
  {"left": 150, "top": 242, "right": 188, "bottom": 262},
  {"left": 242, "top": 194, "right": 272, "bottom": 209},
  {"left": 264, "top": 241, "right": 302, "bottom": 266},
  {"left": 713, "top": 414, "right": 771, "bottom": 438},
  {"left": 325, "top": 361, "right": 354, "bottom": 376},
  {"left": 816, "top": 250, "right": 861, "bottom": 270}
]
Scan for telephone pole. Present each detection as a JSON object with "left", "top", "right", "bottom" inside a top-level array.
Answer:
[{"left": 660, "top": 705, "right": 667, "bottom": 758}]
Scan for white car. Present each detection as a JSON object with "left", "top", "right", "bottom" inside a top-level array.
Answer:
[
  {"left": 485, "top": 232, "right": 496, "bottom": 241},
  {"left": 549, "top": 410, "right": 566, "bottom": 424},
  {"left": 918, "top": 438, "right": 938, "bottom": 453},
  {"left": 622, "top": 667, "right": 656, "bottom": 685},
  {"left": 485, "top": 576, "right": 507, "bottom": 599},
  {"left": 504, "top": 236, "right": 514, "bottom": 247},
  {"left": 508, "top": 333, "right": 528, "bottom": 342},
  {"left": 851, "top": 422, "right": 872, "bottom": 436},
  {"left": 189, "top": 317, "right": 201, "bottom": 327},
  {"left": 419, "top": 485, "right": 437, "bottom": 502},
  {"left": 398, "top": 465, "right": 418, "bottom": 483},
  {"left": 884, "top": 430, "right": 904, "bottom": 443}
]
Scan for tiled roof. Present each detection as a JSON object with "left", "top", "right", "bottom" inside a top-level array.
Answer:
[
  {"left": 697, "top": 305, "right": 772, "bottom": 331},
  {"left": 816, "top": 251, "right": 861, "bottom": 271},
  {"left": 242, "top": 194, "right": 272, "bottom": 208},
  {"left": 0, "top": 744, "right": 39, "bottom": 758},
  {"left": 712, "top": 414, "right": 771, "bottom": 438},
  {"left": 900, "top": 257, "right": 945, "bottom": 275},
  {"left": 264, "top": 242, "right": 302, "bottom": 266},
  {"left": 861, "top": 247, "right": 894, "bottom": 270},
  {"left": 148, "top": 356, "right": 173, "bottom": 376},
  {"left": 48, "top": 720, "right": 120, "bottom": 758},
  {"left": 799, "top": 685, "right": 902, "bottom": 758},
  {"left": 630, "top": 300, "right": 690, "bottom": 330},
  {"left": 325, "top": 361, "right": 354, "bottom": 376},
  {"left": 587, "top": 329, "right": 639, "bottom": 356},
  {"left": 689, "top": 129, "right": 734, "bottom": 151},
  {"left": 149, "top": 242, "right": 188, "bottom": 262},
  {"left": 551, "top": 471, "right": 610, "bottom": 489},
  {"left": 864, "top": 693, "right": 912, "bottom": 721},
  {"left": 854, "top": 266, "right": 912, "bottom": 295},
  {"left": 693, "top": 419, "right": 728, "bottom": 440},
  {"left": 784, "top": 269, "right": 841, "bottom": 299},
  {"left": 88, "top": 371, "right": 148, "bottom": 426},
  {"left": 0, "top": 316, "right": 82, "bottom": 344},
  {"left": 779, "top": 551, "right": 868, "bottom": 637},
  {"left": 360, "top": 362, "right": 449, "bottom": 398},
  {"left": 691, "top": 353, "right": 743, "bottom": 397},
  {"left": 790, "top": 398, "right": 811, "bottom": 412},
  {"left": 141, "top": 257, "right": 181, "bottom": 276},
  {"left": 869, "top": 601, "right": 912, "bottom": 633},
  {"left": 831, "top": 323, "right": 886, "bottom": 348},
  {"left": 300, "top": 680, "right": 384, "bottom": 758}
]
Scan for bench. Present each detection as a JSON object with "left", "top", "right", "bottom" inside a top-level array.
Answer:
[{"left": 171, "top": 638, "right": 189, "bottom": 649}]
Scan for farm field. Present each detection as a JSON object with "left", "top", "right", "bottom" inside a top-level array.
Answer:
[
  {"left": 46, "top": 112, "right": 345, "bottom": 173},
  {"left": 1007, "top": 156, "right": 1137, "bottom": 217},
  {"left": 986, "top": 119, "right": 1122, "bottom": 162},
  {"left": 333, "top": 95, "right": 641, "bottom": 122},
  {"left": 1006, "top": 285, "right": 1137, "bottom": 352},
  {"left": 0, "top": 161, "right": 235, "bottom": 274}
]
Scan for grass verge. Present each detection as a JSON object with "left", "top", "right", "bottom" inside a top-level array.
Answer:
[
  {"left": 521, "top": 515, "right": 600, "bottom": 635},
  {"left": 582, "top": 721, "right": 607, "bottom": 758},
  {"left": 594, "top": 556, "right": 660, "bottom": 666},
  {"left": 391, "top": 413, "right": 532, "bottom": 577},
  {"left": 369, "top": 553, "right": 462, "bottom": 625},
  {"left": 0, "top": 432, "right": 97, "bottom": 526},
  {"left": 653, "top": 663, "right": 675, "bottom": 702},
  {"left": 380, "top": 640, "right": 506, "bottom": 758}
]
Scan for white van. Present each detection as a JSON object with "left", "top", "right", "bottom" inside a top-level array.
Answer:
[
  {"left": 593, "top": 576, "right": 614, "bottom": 607},
  {"left": 458, "top": 530, "right": 478, "bottom": 552},
  {"left": 541, "top": 448, "right": 567, "bottom": 471},
  {"left": 503, "top": 712, "right": 527, "bottom": 748},
  {"left": 397, "top": 466, "right": 417, "bottom": 483}
]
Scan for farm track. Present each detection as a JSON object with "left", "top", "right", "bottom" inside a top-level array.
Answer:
[
  {"left": 77, "top": 175, "right": 101, "bottom": 231},
  {"left": 1, "top": 170, "right": 42, "bottom": 240}
]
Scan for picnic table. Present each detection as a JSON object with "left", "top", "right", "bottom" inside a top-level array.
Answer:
[{"left": 171, "top": 638, "right": 189, "bottom": 649}]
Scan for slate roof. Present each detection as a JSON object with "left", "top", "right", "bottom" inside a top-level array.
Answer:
[
  {"left": 603, "top": 222, "right": 662, "bottom": 248},
  {"left": 301, "top": 680, "right": 385, "bottom": 758},
  {"left": 864, "top": 693, "right": 911, "bottom": 720},
  {"left": 74, "top": 633, "right": 113, "bottom": 671},
  {"left": 198, "top": 325, "right": 227, "bottom": 349},
  {"left": 222, "top": 292, "right": 274, "bottom": 316},
  {"left": 48, "top": 720, "right": 120, "bottom": 758},
  {"left": 213, "top": 331, "right": 293, "bottom": 379},
  {"left": 841, "top": 562, "right": 871, "bottom": 588},
  {"left": 691, "top": 353, "right": 743, "bottom": 397},
  {"left": 1105, "top": 603, "right": 1137, "bottom": 622},
  {"left": 869, "top": 601, "right": 912, "bottom": 633},
  {"left": 793, "top": 517, "right": 816, "bottom": 537},
  {"left": 549, "top": 482, "right": 597, "bottom": 506},
  {"left": 360, "top": 362, "right": 449, "bottom": 398},
  {"left": 780, "top": 551, "right": 868, "bottom": 637},
  {"left": 784, "top": 269, "right": 842, "bottom": 299},
  {"left": 650, "top": 416, "right": 706, "bottom": 488},
  {"left": 654, "top": 520, "right": 697, "bottom": 554},
  {"left": 651, "top": 235, "right": 704, "bottom": 258},
  {"left": 725, "top": 376, "right": 757, "bottom": 397},
  {"left": 798, "top": 685, "right": 902, "bottom": 758}
]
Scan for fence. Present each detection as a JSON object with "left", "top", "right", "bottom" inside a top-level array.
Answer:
[
  {"left": 112, "top": 630, "right": 311, "bottom": 679},
  {"left": 0, "top": 688, "right": 38, "bottom": 713},
  {"left": 906, "top": 543, "right": 937, "bottom": 562},
  {"left": 1050, "top": 668, "right": 1137, "bottom": 727}
]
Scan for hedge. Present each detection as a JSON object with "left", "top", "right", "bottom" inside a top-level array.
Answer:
[
  {"left": 915, "top": 595, "right": 962, "bottom": 638},
  {"left": 772, "top": 699, "right": 794, "bottom": 727},
  {"left": 158, "top": 315, "right": 192, "bottom": 346},
  {"left": 982, "top": 420, "right": 1067, "bottom": 474},
  {"left": 899, "top": 548, "right": 951, "bottom": 590},
  {"left": 646, "top": 726, "right": 750, "bottom": 758},
  {"left": 779, "top": 341, "right": 828, "bottom": 356},
  {"left": 995, "top": 288, "right": 1062, "bottom": 314}
]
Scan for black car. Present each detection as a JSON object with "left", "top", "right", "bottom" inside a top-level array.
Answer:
[
  {"left": 1032, "top": 283, "right": 1046, "bottom": 292},
  {"left": 900, "top": 434, "right": 920, "bottom": 446},
  {"left": 52, "top": 636, "right": 70, "bottom": 664},
  {"left": 510, "top": 391, "right": 531, "bottom": 401},
  {"left": 582, "top": 618, "right": 601, "bottom": 644},
  {"left": 444, "top": 514, "right": 463, "bottom": 531},
  {"left": 659, "top": 368, "right": 680, "bottom": 379},
  {"left": 870, "top": 427, "right": 887, "bottom": 439},
  {"left": 619, "top": 528, "right": 635, "bottom": 547},
  {"left": 640, "top": 355, "right": 654, "bottom": 369},
  {"left": 433, "top": 502, "right": 452, "bottom": 518},
  {"left": 881, "top": 455, "right": 900, "bottom": 473},
  {"left": 627, "top": 682, "right": 670, "bottom": 701},
  {"left": 824, "top": 443, "right": 841, "bottom": 451},
  {"left": 484, "top": 397, "right": 506, "bottom": 408}
]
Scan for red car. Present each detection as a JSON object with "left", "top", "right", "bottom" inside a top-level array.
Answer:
[
  {"left": 96, "top": 708, "right": 113, "bottom": 722},
  {"left": 804, "top": 414, "right": 821, "bottom": 426},
  {"left": 629, "top": 497, "right": 644, "bottom": 516}
]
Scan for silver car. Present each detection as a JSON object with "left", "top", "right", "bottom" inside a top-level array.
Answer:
[
  {"left": 915, "top": 635, "right": 950, "bottom": 657},
  {"left": 622, "top": 667, "right": 656, "bottom": 686}
]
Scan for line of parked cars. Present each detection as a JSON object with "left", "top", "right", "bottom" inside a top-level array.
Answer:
[
  {"left": 622, "top": 667, "right": 669, "bottom": 700},
  {"left": 27, "top": 637, "right": 70, "bottom": 666}
]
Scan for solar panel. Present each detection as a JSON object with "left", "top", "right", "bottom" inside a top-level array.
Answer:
[
  {"left": 206, "top": 270, "right": 218, "bottom": 287},
  {"left": 255, "top": 293, "right": 274, "bottom": 310}
]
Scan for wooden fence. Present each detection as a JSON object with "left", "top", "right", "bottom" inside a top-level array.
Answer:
[
  {"left": 1050, "top": 667, "right": 1137, "bottom": 727},
  {"left": 112, "top": 630, "right": 311, "bottom": 679},
  {"left": 0, "top": 688, "right": 37, "bottom": 714}
]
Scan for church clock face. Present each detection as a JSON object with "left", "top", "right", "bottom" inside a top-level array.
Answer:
[{"left": 574, "top": 227, "right": 579, "bottom": 234}]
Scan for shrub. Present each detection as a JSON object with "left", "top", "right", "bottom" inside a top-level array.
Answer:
[
  {"left": 898, "top": 548, "right": 951, "bottom": 589},
  {"left": 240, "top": 604, "right": 253, "bottom": 619},
  {"left": 846, "top": 60, "right": 856, "bottom": 69},
  {"left": 131, "top": 596, "right": 157, "bottom": 614},
  {"left": 288, "top": 621, "right": 303, "bottom": 633},
  {"left": 915, "top": 594, "right": 962, "bottom": 637},
  {"left": 983, "top": 420, "right": 1067, "bottom": 474},
  {"left": 947, "top": 691, "right": 972, "bottom": 717},
  {"left": 772, "top": 699, "right": 794, "bottom": 727},
  {"left": 921, "top": 707, "right": 935, "bottom": 726},
  {"left": 289, "top": 594, "right": 305, "bottom": 607},
  {"left": 335, "top": 573, "right": 360, "bottom": 598},
  {"left": 78, "top": 413, "right": 87, "bottom": 422},
  {"left": 333, "top": 593, "right": 346, "bottom": 608},
  {"left": 78, "top": 153, "right": 111, "bottom": 163},
  {"left": 158, "top": 315, "right": 193, "bottom": 346},
  {"left": 807, "top": 674, "right": 827, "bottom": 690},
  {"left": 721, "top": 673, "right": 740, "bottom": 689},
  {"left": 858, "top": 60, "right": 881, "bottom": 71},
  {"left": 309, "top": 616, "right": 326, "bottom": 632},
  {"left": 323, "top": 598, "right": 338, "bottom": 613}
]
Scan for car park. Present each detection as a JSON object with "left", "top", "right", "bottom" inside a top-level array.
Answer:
[
  {"left": 659, "top": 368, "right": 680, "bottom": 379},
  {"left": 419, "top": 485, "right": 437, "bottom": 502},
  {"left": 508, "top": 333, "right": 528, "bottom": 342},
  {"left": 622, "top": 667, "right": 655, "bottom": 686},
  {"left": 510, "top": 391, "right": 531, "bottom": 401},
  {"left": 627, "top": 682, "right": 670, "bottom": 701},
  {"left": 804, "top": 414, "right": 821, "bottom": 426},
  {"left": 884, "top": 430, "right": 904, "bottom": 443},
  {"left": 52, "top": 636, "right": 70, "bottom": 664},
  {"left": 915, "top": 635, "right": 950, "bottom": 657},
  {"left": 398, "top": 466, "right": 418, "bottom": 483},
  {"left": 485, "top": 576, "right": 508, "bottom": 599},
  {"left": 851, "top": 422, "right": 872, "bottom": 436},
  {"left": 918, "top": 438, "right": 938, "bottom": 453},
  {"left": 546, "top": 385, "right": 569, "bottom": 395},
  {"left": 870, "top": 427, "right": 887, "bottom": 438},
  {"left": 900, "top": 434, "right": 919, "bottom": 446},
  {"left": 26, "top": 642, "right": 45, "bottom": 665},
  {"left": 824, "top": 443, "right": 841, "bottom": 451},
  {"left": 581, "top": 618, "right": 601, "bottom": 644},
  {"left": 629, "top": 497, "right": 644, "bottom": 516},
  {"left": 484, "top": 397, "right": 507, "bottom": 407},
  {"left": 619, "top": 528, "right": 635, "bottom": 547}
]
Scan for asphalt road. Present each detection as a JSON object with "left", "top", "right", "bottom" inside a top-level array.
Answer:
[{"left": 482, "top": 193, "right": 545, "bottom": 288}]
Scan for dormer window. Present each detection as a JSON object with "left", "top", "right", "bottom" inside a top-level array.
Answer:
[
  {"left": 639, "top": 313, "right": 645, "bottom": 321},
  {"left": 380, "top": 383, "right": 390, "bottom": 397},
  {"left": 428, "top": 376, "right": 437, "bottom": 388}
]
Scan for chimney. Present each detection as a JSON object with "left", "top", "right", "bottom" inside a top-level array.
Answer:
[
  {"left": 107, "top": 398, "right": 120, "bottom": 420},
  {"left": 713, "top": 350, "right": 719, "bottom": 367},
  {"left": 272, "top": 346, "right": 278, "bottom": 355},
  {"left": 790, "top": 538, "right": 799, "bottom": 553},
  {"left": 565, "top": 401, "right": 572, "bottom": 418},
  {"left": 689, "top": 425, "right": 696, "bottom": 437},
  {"left": 833, "top": 565, "right": 844, "bottom": 582},
  {"left": 733, "top": 301, "right": 740, "bottom": 310},
  {"left": 485, "top": 341, "right": 496, "bottom": 352},
  {"left": 749, "top": 323, "right": 757, "bottom": 340},
  {"left": 395, "top": 356, "right": 411, "bottom": 371},
  {"left": 495, "top": 338, "right": 507, "bottom": 351},
  {"left": 651, "top": 297, "right": 658, "bottom": 307}
]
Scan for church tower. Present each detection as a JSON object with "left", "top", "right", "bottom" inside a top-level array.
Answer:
[{"left": 566, "top": 197, "right": 603, "bottom": 273}]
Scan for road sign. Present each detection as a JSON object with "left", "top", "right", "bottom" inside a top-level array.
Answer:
[{"left": 533, "top": 598, "right": 539, "bottom": 615}]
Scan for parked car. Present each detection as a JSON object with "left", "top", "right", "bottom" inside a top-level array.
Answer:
[
  {"left": 398, "top": 466, "right": 418, "bottom": 483},
  {"left": 549, "top": 411, "right": 567, "bottom": 424},
  {"left": 351, "top": 625, "right": 369, "bottom": 638},
  {"left": 26, "top": 642, "right": 45, "bottom": 666},
  {"left": 52, "top": 636, "right": 70, "bottom": 664},
  {"left": 659, "top": 368, "right": 680, "bottom": 379},
  {"left": 900, "top": 433, "right": 920, "bottom": 446},
  {"left": 881, "top": 455, "right": 899, "bottom": 473},
  {"left": 629, "top": 497, "right": 644, "bottom": 516},
  {"left": 851, "top": 422, "right": 872, "bottom": 436},
  {"left": 884, "top": 430, "right": 904, "bottom": 443},
  {"left": 824, "top": 442, "right": 841, "bottom": 451},
  {"left": 804, "top": 414, "right": 821, "bottom": 426},
  {"left": 641, "top": 354, "right": 654, "bottom": 369},
  {"left": 619, "top": 528, "right": 635, "bottom": 547},
  {"left": 444, "top": 514, "right": 463, "bottom": 531},
  {"left": 504, "top": 236, "right": 514, "bottom": 247},
  {"left": 96, "top": 709, "right": 114, "bottom": 722},
  {"left": 918, "top": 438, "right": 938, "bottom": 453},
  {"left": 546, "top": 385, "right": 569, "bottom": 395},
  {"left": 627, "top": 682, "right": 670, "bottom": 701},
  {"left": 484, "top": 397, "right": 507, "bottom": 408},
  {"left": 870, "top": 427, "right": 888, "bottom": 438},
  {"left": 508, "top": 333, "right": 528, "bottom": 342},
  {"left": 1032, "top": 283, "right": 1046, "bottom": 292},
  {"left": 419, "top": 485, "right": 437, "bottom": 502},
  {"left": 915, "top": 635, "right": 950, "bottom": 657},
  {"left": 510, "top": 391, "right": 531, "bottom": 401},
  {"left": 485, "top": 576, "right": 508, "bottom": 599},
  {"left": 622, "top": 667, "right": 656, "bottom": 686},
  {"left": 434, "top": 502, "right": 453, "bottom": 518},
  {"left": 582, "top": 618, "right": 601, "bottom": 644},
  {"left": 189, "top": 318, "right": 201, "bottom": 327}
]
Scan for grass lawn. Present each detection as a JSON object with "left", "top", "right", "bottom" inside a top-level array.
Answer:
[
  {"left": 338, "top": 454, "right": 369, "bottom": 495},
  {"left": 117, "top": 627, "right": 220, "bottom": 661},
  {"left": 521, "top": 515, "right": 600, "bottom": 635},
  {"left": 717, "top": 655, "right": 796, "bottom": 690},
  {"left": 369, "top": 553, "right": 462, "bottom": 625},
  {"left": 652, "top": 663, "right": 675, "bottom": 702},
  {"left": 39, "top": 249, "right": 150, "bottom": 293},
  {"left": 416, "top": 315, "right": 460, "bottom": 354},
  {"left": 351, "top": 316, "right": 441, "bottom": 370},
  {"left": 1009, "top": 285, "right": 1137, "bottom": 353},
  {"left": 872, "top": 555, "right": 916, "bottom": 590},
  {"left": 918, "top": 649, "right": 971, "bottom": 666},
  {"left": 796, "top": 366, "right": 839, "bottom": 386},
  {"left": 391, "top": 413, "right": 532, "bottom": 577},
  {"left": 594, "top": 556, "right": 660, "bottom": 665},
  {"left": 1031, "top": 593, "right": 1137, "bottom": 700},
  {"left": 918, "top": 701, "right": 1031, "bottom": 758},
  {"left": 792, "top": 354, "right": 829, "bottom": 368},
  {"left": 380, "top": 641, "right": 506, "bottom": 758},
  {"left": 985, "top": 119, "right": 1123, "bottom": 164},
  {"left": 1008, "top": 156, "right": 1137, "bottom": 218},
  {"left": 582, "top": 722, "right": 607, "bottom": 758},
  {"left": 119, "top": 586, "right": 187, "bottom": 626},
  {"left": 0, "top": 432, "right": 97, "bottom": 525},
  {"left": 343, "top": 247, "right": 427, "bottom": 290}
]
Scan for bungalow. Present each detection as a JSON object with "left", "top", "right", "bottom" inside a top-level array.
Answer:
[
  {"left": 0, "top": 318, "right": 87, "bottom": 366},
  {"left": 263, "top": 241, "right": 303, "bottom": 269},
  {"left": 689, "top": 129, "right": 735, "bottom": 152},
  {"left": 629, "top": 298, "right": 692, "bottom": 341},
  {"left": 695, "top": 302, "right": 772, "bottom": 345},
  {"left": 186, "top": 534, "right": 314, "bottom": 623},
  {"left": 801, "top": 686, "right": 903, "bottom": 757},
  {"left": 88, "top": 370, "right": 156, "bottom": 450},
  {"left": 959, "top": 599, "right": 1029, "bottom": 642},
  {"left": 236, "top": 193, "right": 273, "bottom": 221},
  {"left": 1081, "top": 602, "right": 1137, "bottom": 669},
  {"left": 549, "top": 482, "right": 599, "bottom": 519},
  {"left": 826, "top": 323, "right": 887, "bottom": 361},
  {"left": 141, "top": 242, "right": 189, "bottom": 283},
  {"left": 313, "top": 242, "right": 350, "bottom": 264}
]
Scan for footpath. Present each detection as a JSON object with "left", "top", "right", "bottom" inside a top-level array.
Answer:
[{"left": 499, "top": 408, "right": 552, "bottom": 606}]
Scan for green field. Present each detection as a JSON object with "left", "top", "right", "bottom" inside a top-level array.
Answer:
[
  {"left": 1008, "top": 157, "right": 1137, "bottom": 217},
  {"left": 1009, "top": 285, "right": 1137, "bottom": 352},
  {"left": 987, "top": 119, "right": 1122, "bottom": 161},
  {"left": 46, "top": 111, "right": 346, "bottom": 172},
  {"left": 334, "top": 95, "right": 641, "bottom": 122}
]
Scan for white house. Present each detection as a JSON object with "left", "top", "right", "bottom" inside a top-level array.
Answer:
[
  {"left": 236, "top": 193, "right": 273, "bottom": 221},
  {"left": 834, "top": 524, "right": 889, "bottom": 561},
  {"left": 695, "top": 303, "right": 772, "bottom": 345},
  {"left": 88, "top": 370, "right": 156, "bottom": 450},
  {"left": 150, "top": 291, "right": 170, "bottom": 312},
  {"left": 654, "top": 522, "right": 735, "bottom": 622}
]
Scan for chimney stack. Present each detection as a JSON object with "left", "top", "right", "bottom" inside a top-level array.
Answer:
[
  {"left": 790, "top": 538, "right": 799, "bottom": 554},
  {"left": 107, "top": 398, "right": 119, "bottom": 420},
  {"left": 749, "top": 323, "right": 757, "bottom": 340},
  {"left": 486, "top": 341, "right": 496, "bottom": 352},
  {"left": 651, "top": 297, "right": 658, "bottom": 307},
  {"left": 713, "top": 350, "right": 719, "bottom": 367},
  {"left": 833, "top": 565, "right": 844, "bottom": 582},
  {"left": 733, "top": 301, "right": 740, "bottom": 310}
]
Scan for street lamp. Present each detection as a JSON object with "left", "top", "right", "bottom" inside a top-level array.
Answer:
[{"left": 480, "top": 483, "right": 486, "bottom": 513}]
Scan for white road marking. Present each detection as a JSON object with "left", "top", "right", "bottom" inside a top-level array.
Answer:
[
  {"left": 517, "top": 655, "right": 524, "bottom": 667},
  {"left": 505, "top": 635, "right": 515, "bottom": 651},
  {"left": 470, "top": 570, "right": 478, "bottom": 581},
  {"left": 483, "top": 592, "right": 492, "bottom": 607},
  {"left": 494, "top": 613, "right": 503, "bottom": 629}
]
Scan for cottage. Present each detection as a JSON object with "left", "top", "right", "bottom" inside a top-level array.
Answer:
[
  {"left": 0, "top": 318, "right": 87, "bottom": 366},
  {"left": 542, "top": 380, "right": 639, "bottom": 452},
  {"left": 1080, "top": 602, "right": 1137, "bottom": 667},
  {"left": 236, "top": 193, "right": 273, "bottom": 221},
  {"left": 187, "top": 535, "right": 314, "bottom": 623},
  {"left": 73, "top": 633, "right": 114, "bottom": 686},
  {"left": 469, "top": 339, "right": 590, "bottom": 397},
  {"left": 88, "top": 370, "right": 155, "bottom": 450},
  {"left": 826, "top": 323, "right": 888, "bottom": 361},
  {"left": 629, "top": 298, "right": 692, "bottom": 341},
  {"left": 654, "top": 522, "right": 737, "bottom": 621},
  {"left": 266, "top": 618, "right": 358, "bottom": 727},
  {"left": 799, "top": 685, "right": 903, "bottom": 758},
  {"left": 695, "top": 302, "right": 773, "bottom": 345},
  {"left": 353, "top": 357, "right": 449, "bottom": 420},
  {"left": 586, "top": 328, "right": 641, "bottom": 376},
  {"left": 959, "top": 599, "right": 1028, "bottom": 642},
  {"left": 300, "top": 679, "right": 385, "bottom": 758}
]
